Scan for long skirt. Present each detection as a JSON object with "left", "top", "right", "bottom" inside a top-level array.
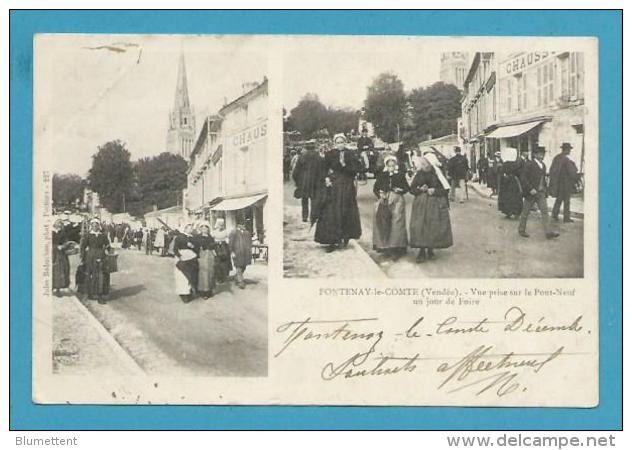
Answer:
[
  {"left": 314, "top": 177, "right": 362, "bottom": 245},
  {"left": 373, "top": 192, "right": 408, "bottom": 250},
  {"left": 409, "top": 193, "right": 453, "bottom": 249},
  {"left": 175, "top": 259, "right": 198, "bottom": 295},
  {"left": 214, "top": 242, "right": 232, "bottom": 282},
  {"left": 84, "top": 249, "right": 110, "bottom": 297},
  {"left": 52, "top": 246, "right": 70, "bottom": 289},
  {"left": 197, "top": 249, "right": 216, "bottom": 293},
  {"left": 498, "top": 174, "right": 524, "bottom": 216},
  {"left": 487, "top": 168, "right": 499, "bottom": 190}
]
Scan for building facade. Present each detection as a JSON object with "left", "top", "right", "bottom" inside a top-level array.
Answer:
[
  {"left": 166, "top": 52, "right": 196, "bottom": 160},
  {"left": 461, "top": 52, "right": 498, "bottom": 170},
  {"left": 440, "top": 52, "right": 470, "bottom": 89},
  {"left": 461, "top": 50, "right": 586, "bottom": 169},
  {"left": 186, "top": 79, "right": 269, "bottom": 243}
]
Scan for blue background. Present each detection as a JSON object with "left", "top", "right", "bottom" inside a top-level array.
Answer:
[{"left": 9, "top": 10, "right": 622, "bottom": 430}]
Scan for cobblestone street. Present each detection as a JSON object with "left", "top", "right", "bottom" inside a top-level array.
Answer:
[
  {"left": 283, "top": 178, "right": 584, "bottom": 279},
  {"left": 54, "top": 249, "right": 268, "bottom": 376},
  {"left": 283, "top": 182, "right": 386, "bottom": 279}
]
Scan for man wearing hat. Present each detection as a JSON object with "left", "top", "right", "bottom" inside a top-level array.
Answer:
[
  {"left": 357, "top": 126, "right": 374, "bottom": 180},
  {"left": 518, "top": 146, "right": 559, "bottom": 239},
  {"left": 292, "top": 139, "right": 325, "bottom": 223},
  {"left": 549, "top": 142, "right": 580, "bottom": 223},
  {"left": 447, "top": 146, "right": 469, "bottom": 203}
]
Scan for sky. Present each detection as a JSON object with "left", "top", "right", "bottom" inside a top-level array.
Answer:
[
  {"left": 282, "top": 37, "right": 445, "bottom": 111},
  {"left": 40, "top": 35, "right": 267, "bottom": 176}
]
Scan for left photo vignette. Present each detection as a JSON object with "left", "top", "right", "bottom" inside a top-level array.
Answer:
[{"left": 32, "top": 35, "right": 271, "bottom": 403}]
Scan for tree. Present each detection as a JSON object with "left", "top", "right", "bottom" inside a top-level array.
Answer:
[
  {"left": 135, "top": 152, "right": 188, "bottom": 214},
  {"left": 364, "top": 72, "right": 407, "bottom": 142},
  {"left": 87, "top": 140, "right": 135, "bottom": 213},
  {"left": 407, "top": 81, "right": 462, "bottom": 143},
  {"left": 52, "top": 173, "right": 85, "bottom": 208},
  {"left": 324, "top": 107, "right": 360, "bottom": 136},
  {"left": 285, "top": 93, "right": 329, "bottom": 138}
]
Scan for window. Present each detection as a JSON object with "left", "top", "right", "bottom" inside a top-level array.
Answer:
[
  {"left": 522, "top": 74, "right": 528, "bottom": 110},
  {"left": 547, "top": 60, "right": 555, "bottom": 103},
  {"left": 505, "top": 78, "right": 513, "bottom": 113},
  {"left": 537, "top": 60, "right": 556, "bottom": 107},
  {"left": 570, "top": 52, "right": 584, "bottom": 99},
  {"left": 492, "top": 84, "right": 497, "bottom": 121},
  {"left": 239, "top": 146, "right": 249, "bottom": 186},
  {"left": 560, "top": 54, "right": 569, "bottom": 98},
  {"left": 516, "top": 75, "right": 522, "bottom": 111}
]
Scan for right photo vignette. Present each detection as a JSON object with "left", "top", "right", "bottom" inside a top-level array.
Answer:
[{"left": 283, "top": 41, "right": 588, "bottom": 280}]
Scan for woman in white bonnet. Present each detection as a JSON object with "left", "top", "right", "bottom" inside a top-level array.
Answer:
[
  {"left": 497, "top": 147, "right": 524, "bottom": 219},
  {"left": 408, "top": 153, "right": 453, "bottom": 263},
  {"left": 173, "top": 223, "right": 198, "bottom": 303},
  {"left": 312, "top": 133, "right": 363, "bottom": 252},
  {"left": 211, "top": 217, "right": 232, "bottom": 283},
  {"left": 372, "top": 154, "right": 409, "bottom": 260},
  {"left": 195, "top": 222, "right": 216, "bottom": 299}
]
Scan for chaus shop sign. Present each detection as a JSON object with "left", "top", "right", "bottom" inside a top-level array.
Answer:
[
  {"left": 503, "top": 52, "right": 554, "bottom": 76},
  {"left": 230, "top": 121, "right": 268, "bottom": 149}
]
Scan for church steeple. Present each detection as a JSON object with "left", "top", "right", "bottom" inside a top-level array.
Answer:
[
  {"left": 166, "top": 49, "right": 196, "bottom": 160},
  {"left": 173, "top": 51, "right": 190, "bottom": 110}
]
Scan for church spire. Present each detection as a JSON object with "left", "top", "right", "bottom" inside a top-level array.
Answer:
[
  {"left": 173, "top": 50, "right": 190, "bottom": 110},
  {"left": 166, "top": 49, "right": 196, "bottom": 159}
]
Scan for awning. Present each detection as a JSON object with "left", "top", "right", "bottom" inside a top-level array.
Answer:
[
  {"left": 210, "top": 193, "right": 267, "bottom": 211},
  {"left": 487, "top": 120, "right": 545, "bottom": 139}
]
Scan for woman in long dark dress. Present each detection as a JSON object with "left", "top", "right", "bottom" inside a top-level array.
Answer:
[
  {"left": 52, "top": 219, "right": 71, "bottom": 297},
  {"left": 174, "top": 223, "right": 199, "bottom": 303},
  {"left": 497, "top": 147, "right": 524, "bottom": 219},
  {"left": 487, "top": 153, "right": 500, "bottom": 196},
  {"left": 80, "top": 219, "right": 112, "bottom": 304},
  {"left": 195, "top": 223, "right": 216, "bottom": 299},
  {"left": 313, "top": 133, "right": 362, "bottom": 252},
  {"left": 409, "top": 155, "right": 453, "bottom": 263},
  {"left": 372, "top": 154, "right": 409, "bottom": 260},
  {"left": 211, "top": 218, "right": 232, "bottom": 283}
]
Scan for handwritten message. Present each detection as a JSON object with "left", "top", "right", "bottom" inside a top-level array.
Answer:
[{"left": 274, "top": 306, "right": 587, "bottom": 398}]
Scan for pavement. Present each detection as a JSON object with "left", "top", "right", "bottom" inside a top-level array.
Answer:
[
  {"left": 468, "top": 181, "right": 585, "bottom": 218},
  {"left": 60, "top": 249, "right": 268, "bottom": 377},
  {"left": 283, "top": 182, "right": 387, "bottom": 279},
  {"left": 354, "top": 178, "right": 584, "bottom": 278},
  {"left": 52, "top": 292, "right": 143, "bottom": 376}
]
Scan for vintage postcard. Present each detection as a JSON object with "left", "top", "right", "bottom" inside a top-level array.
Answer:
[{"left": 32, "top": 34, "right": 598, "bottom": 407}]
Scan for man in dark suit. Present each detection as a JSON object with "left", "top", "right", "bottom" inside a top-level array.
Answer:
[
  {"left": 518, "top": 146, "right": 559, "bottom": 239},
  {"left": 549, "top": 142, "right": 580, "bottom": 223},
  {"left": 357, "top": 127, "right": 374, "bottom": 179},
  {"left": 448, "top": 146, "right": 469, "bottom": 203},
  {"left": 293, "top": 140, "right": 326, "bottom": 223}
]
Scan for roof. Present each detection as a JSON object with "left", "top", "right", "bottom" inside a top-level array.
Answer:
[
  {"left": 463, "top": 52, "right": 481, "bottom": 88},
  {"left": 418, "top": 133, "right": 459, "bottom": 146},
  {"left": 219, "top": 78, "right": 268, "bottom": 116},
  {"left": 190, "top": 115, "right": 222, "bottom": 161},
  {"left": 144, "top": 205, "right": 183, "bottom": 217}
]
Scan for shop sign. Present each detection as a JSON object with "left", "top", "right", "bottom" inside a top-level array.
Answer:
[
  {"left": 503, "top": 52, "right": 554, "bottom": 76},
  {"left": 230, "top": 121, "right": 268, "bottom": 148}
]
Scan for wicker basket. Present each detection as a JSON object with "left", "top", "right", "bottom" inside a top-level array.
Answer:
[{"left": 104, "top": 252, "right": 118, "bottom": 273}]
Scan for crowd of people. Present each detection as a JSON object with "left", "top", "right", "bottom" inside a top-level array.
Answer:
[
  {"left": 289, "top": 130, "right": 454, "bottom": 263},
  {"left": 51, "top": 214, "right": 255, "bottom": 305},
  {"left": 288, "top": 127, "right": 582, "bottom": 264},
  {"left": 480, "top": 142, "right": 582, "bottom": 238}
]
